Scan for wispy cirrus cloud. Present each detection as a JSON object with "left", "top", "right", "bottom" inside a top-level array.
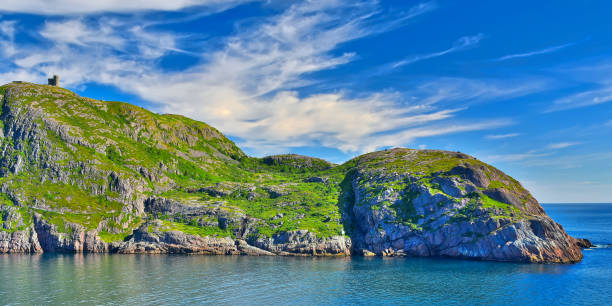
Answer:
[
  {"left": 0, "top": 0, "right": 253, "bottom": 15},
  {"left": 547, "top": 142, "right": 581, "bottom": 149},
  {"left": 487, "top": 152, "right": 612, "bottom": 174},
  {"left": 409, "top": 77, "right": 550, "bottom": 109},
  {"left": 0, "top": 20, "right": 16, "bottom": 39},
  {"left": 0, "top": 20, "right": 17, "bottom": 57},
  {"left": 40, "top": 19, "right": 126, "bottom": 47},
  {"left": 0, "top": 1, "right": 529, "bottom": 156},
  {"left": 484, "top": 142, "right": 582, "bottom": 164},
  {"left": 387, "top": 33, "right": 484, "bottom": 70},
  {"left": 494, "top": 42, "right": 575, "bottom": 61},
  {"left": 485, "top": 133, "right": 520, "bottom": 140},
  {"left": 485, "top": 151, "right": 551, "bottom": 163},
  {"left": 543, "top": 59, "right": 612, "bottom": 112},
  {"left": 546, "top": 86, "right": 612, "bottom": 112}
]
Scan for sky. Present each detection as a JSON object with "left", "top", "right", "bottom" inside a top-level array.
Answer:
[{"left": 0, "top": 0, "right": 611, "bottom": 203}]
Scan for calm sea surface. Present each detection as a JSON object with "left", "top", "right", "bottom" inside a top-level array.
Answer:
[{"left": 1, "top": 204, "right": 611, "bottom": 305}]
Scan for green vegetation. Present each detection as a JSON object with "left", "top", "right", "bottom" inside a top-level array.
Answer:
[
  {"left": 0, "top": 82, "right": 538, "bottom": 245},
  {"left": 160, "top": 180, "right": 346, "bottom": 238},
  {"left": 480, "top": 193, "right": 523, "bottom": 219},
  {"left": 449, "top": 192, "right": 523, "bottom": 223},
  {"left": 98, "top": 231, "right": 130, "bottom": 243},
  {"left": 390, "top": 190, "right": 420, "bottom": 226},
  {"left": 158, "top": 220, "right": 234, "bottom": 238},
  {"left": 355, "top": 149, "right": 475, "bottom": 177}
]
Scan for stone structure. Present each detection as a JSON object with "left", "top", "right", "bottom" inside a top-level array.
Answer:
[{"left": 47, "top": 75, "right": 59, "bottom": 87}]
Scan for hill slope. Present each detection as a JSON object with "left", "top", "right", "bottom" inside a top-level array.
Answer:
[{"left": 0, "top": 82, "right": 587, "bottom": 262}]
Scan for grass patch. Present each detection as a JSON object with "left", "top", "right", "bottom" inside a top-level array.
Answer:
[{"left": 159, "top": 220, "right": 234, "bottom": 238}]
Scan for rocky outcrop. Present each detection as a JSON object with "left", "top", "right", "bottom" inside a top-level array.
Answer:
[
  {"left": 575, "top": 238, "right": 593, "bottom": 248},
  {"left": 117, "top": 221, "right": 242, "bottom": 254},
  {"left": 31, "top": 214, "right": 109, "bottom": 253},
  {"left": 0, "top": 204, "right": 42, "bottom": 253},
  {"left": 250, "top": 230, "right": 351, "bottom": 256},
  {"left": 0, "top": 227, "right": 42, "bottom": 253},
  {"left": 0, "top": 217, "right": 344, "bottom": 256},
  {"left": 344, "top": 149, "right": 585, "bottom": 263},
  {"left": 141, "top": 198, "right": 351, "bottom": 255}
]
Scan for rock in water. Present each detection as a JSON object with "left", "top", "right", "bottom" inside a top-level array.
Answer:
[
  {"left": 0, "top": 82, "right": 585, "bottom": 263},
  {"left": 575, "top": 238, "right": 593, "bottom": 249}
]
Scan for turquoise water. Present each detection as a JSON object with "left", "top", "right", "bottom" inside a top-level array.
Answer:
[{"left": 1, "top": 204, "right": 611, "bottom": 305}]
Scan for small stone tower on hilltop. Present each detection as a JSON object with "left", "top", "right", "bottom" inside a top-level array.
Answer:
[{"left": 48, "top": 75, "right": 59, "bottom": 87}]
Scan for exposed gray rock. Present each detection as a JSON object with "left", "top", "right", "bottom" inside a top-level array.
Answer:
[
  {"left": 345, "top": 149, "right": 583, "bottom": 263},
  {"left": 0, "top": 226, "right": 42, "bottom": 253},
  {"left": 250, "top": 230, "right": 351, "bottom": 256},
  {"left": 261, "top": 185, "right": 290, "bottom": 198}
]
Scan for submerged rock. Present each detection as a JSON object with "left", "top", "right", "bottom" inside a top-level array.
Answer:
[{"left": 575, "top": 238, "right": 593, "bottom": 248}]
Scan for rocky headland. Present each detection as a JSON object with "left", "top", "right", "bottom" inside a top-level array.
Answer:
[{"left": 0, "top": 82, "right": 589, "bottom": 263}]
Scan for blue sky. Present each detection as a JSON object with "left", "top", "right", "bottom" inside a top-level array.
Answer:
[{"left": 0, "top": 0, "right": 611, "bottom": 203}]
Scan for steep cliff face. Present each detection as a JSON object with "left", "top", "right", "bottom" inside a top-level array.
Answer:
[
  {"left": 0, "top": 82, "right": 586, "bottom": 262},
  {"left": 0, "top": 82, "right": 349, "bottom": 256},
  {"left": 341, "top": 149, "right": 583, "bottom": 263}
]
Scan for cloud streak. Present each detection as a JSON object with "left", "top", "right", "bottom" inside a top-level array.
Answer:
[
  {"left": 484, "top": 142, "right": 585, "bottom": 167},
  {"left": 0, "top": 0, "right": 252, "bottom": 15},
  {"left": 390, "top": 33, "right": 484, "bottom": 69},
  {"left": 495, "top": 42, "right": 574, "bottom": 61},
  {"left": 485, "top": 133, "right": 520, "bottom": 140},
  {"left": 547, "top": 142, "right": 581, "bottom": 149},
  {"left": 485, "top": 151, "right": 551, "bottom": 162},
  {"left": 546, "top": 86, "right": 612, "bottom": 112}
]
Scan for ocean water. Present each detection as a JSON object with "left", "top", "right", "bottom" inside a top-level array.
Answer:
[{"left": 0, "top": 204, "right": 611, "bottom": 305}]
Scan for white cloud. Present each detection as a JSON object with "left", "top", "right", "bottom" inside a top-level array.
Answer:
[
  {"left": 485, "top": 151, "right": 551, "bottom": 163},
  {"left": 547, "top": 86, "right": 612, "bottom": 112},
  {"left": 414, "top": 77, "right": 548, "bottom": 106},
  {"left": 0, "top": 20, "right": 16, "bottom": 39},
  {"left": 0, "top": 70, "right": 44, "bottom": 84},
  {"left": 356, "top": 119, "right": 512, "bottom": 154},
  {"left": 40, "top": 19, "right": 125, "bottom": 47},
  {"left": 389, "top": 33, "right": 484, "bottom": 69},
  {"left": 0, "top": 1, "right": 527, "bottom": 155},
  {"left": 218, "top": 92, "right": 480, "bottom": 154},
  {"left": 485, "top": 142, "right": 583, "bottom": 165},
  {"left": 14, "top": 53, "right": 61, "bottom": 68},
  {"left": 543, "top": 61, "right": 612, "bottom": 112},
  {"left": 485, "top": 133, "right": 520, "bottom": 140},
  {"left": 0, "top": 0, "right": 251, "bottom": 15},
  {"left": 495, "top": 42, "right": 574, "bottom": 61},
  {"left": 547, "top": 142, "right": 581, "bottom": 149},
  {"left": 0, "top": 19, "right": 17, "bottom": 57},
  {"left": 4, "top": 18, "right": 175, "bottom": 86}
]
